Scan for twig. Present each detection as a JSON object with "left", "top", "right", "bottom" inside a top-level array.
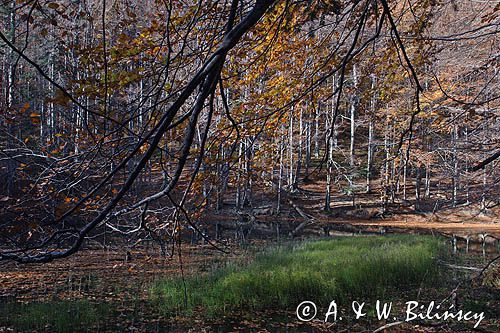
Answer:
[
  {"left": 438, "top": 261, "right": 483, "bottom": 272},
  {"left": 478, "top": 254, "right": 500, "bottom": 278},
  {"left": 373, "top": 321, "right": 405, "bottom": 333}
]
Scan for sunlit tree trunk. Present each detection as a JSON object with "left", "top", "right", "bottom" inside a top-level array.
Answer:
[{"left": 349, "top": 64, "right": 358, "bottom": 167}]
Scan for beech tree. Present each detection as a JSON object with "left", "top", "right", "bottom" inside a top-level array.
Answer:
[{"left": 0, "top": 0, "right": 498, "bottom": 263}]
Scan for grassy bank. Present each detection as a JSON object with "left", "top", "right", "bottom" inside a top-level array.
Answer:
[{"left": 151, "top": 235, "right": 447, "bottom": 316}]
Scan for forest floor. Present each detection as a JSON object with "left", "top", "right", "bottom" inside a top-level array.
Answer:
[
  {"left": 0, "top": 234, "right": 499, "bottom": 332},
  {"left": 205, "top": 178, "right": 500, "bottom": 245},
  {"left": 296, "top": 180, "right": 500, "bottom": 237},
  {"left": 1, "top": 180, "right": 499, "bottom": 332}
]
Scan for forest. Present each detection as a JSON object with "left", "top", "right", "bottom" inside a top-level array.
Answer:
[{"left": 0, "top": 0, "right": 499, "bottom": 331}]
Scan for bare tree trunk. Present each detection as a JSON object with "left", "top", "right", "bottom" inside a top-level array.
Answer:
[
  {"left": 366, "top": 118, "right": 374, "bottom": 193},
  {"left": 390, "top": 124, "right": 396, "bottom": 204},
  {"left": 403, "top": 158, "right": 408, "bottom": 201},
  {"left": 415, "top": 164, "right": 422, "bottom": 210},
  {"left": 48, "top": 60, "right": 55, "bottom": 142},
  {"left": 288, "top": 107, "right": 294, "bottom": 189},
  {"left": 325, "top": 76, "right": 336, "bottom": 211},
  {"left": 277, "top": 126, "right": 284, "bottom": 214},
  {"left": 236, "top": 142, "right": 243, "bottom": 209},
  {"left": 366, "top": 75, "right": 376, "bottom": 193},
  {"left": 424, "top": 163, "right": 431, "bottom": 198},
  {"left": 464, "top": 124, "right": 469, "bottom": 203},
  {"left": 5, "top": 1, "right": 16, "bottom": 196},
  {"left": 452, "top": 124, "right": 459, "bottom": 207},
  {"left": 314, "top": 102, "right": 320, "bottom": 158},
  {"left": 481, "top": 168, "right": 487, "bottom": 210},
  {"left": 244, "top": 138, "right": 253, "bottom": 207},
  {"left": 293, "top": 107, "right": 303, "bottom": 189},
  {"left": 305, "top": 112, "right": 311, "bottom": 179},
  {"left": 349, "top": 64, "right": 358, "bottom": 167},
  {"left": 325, "top": 135, "right": 333, "bottom": 211},
  {"left": 382, "top": 113, "right": 390, "bottom": 212}
]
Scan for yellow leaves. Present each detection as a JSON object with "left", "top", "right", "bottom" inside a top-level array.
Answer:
[
  {"left": 163, "top": 82, "right": 172, "bottom": 92},
  {"left": 29, "top": 112, "right": 41, "bottom": 124},
  {"left": 420, "top": 89, "right": 444, "bottom": 110},
  {"left": 138, "top": 30, "right": 151, "bottom": 40},
  {"left": 116, "top": 33, "right": 132, "bottom": 45},
  {"left": 20, "top": 102, "right": 30, "bottom": 112},
  {"left": 139, "top": 143, "right": 150, "bottom": 154}
]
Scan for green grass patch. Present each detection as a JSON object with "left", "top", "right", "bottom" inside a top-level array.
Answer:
[
  {"left": 0, "top": 299, "right": 110, "bottom": 332},
  {"left": 151, "top": 235, "right": 447, "bottom": 316}
]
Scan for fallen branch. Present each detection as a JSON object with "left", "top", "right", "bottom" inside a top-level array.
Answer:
[
  {"left": 439, "top": 261, "right": 482, "bottom": 272},
  {"left": 288, "top": 199, "right": 314, "bottom": 220},
  {"left": 373, "top": 321, "right": 405, "bottom": 333},
  {"left": 288, "top": 200, "right": 314, "bottom": 237},
  {"left": 478, "top": 254, "right": 500, "bottom": 278},
  {"left": 469, "top": 149, "right": 500, "bottom": 172}
]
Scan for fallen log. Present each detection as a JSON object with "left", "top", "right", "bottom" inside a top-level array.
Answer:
[
  {"left": 438, "top": 261, "right": 482, "bottom": 272},
  {"left": 288, "top": 199, "right": 314, "bottom": 237},
  {"left": 288, "top": 199, "right": 313, "bottom": 220}
]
